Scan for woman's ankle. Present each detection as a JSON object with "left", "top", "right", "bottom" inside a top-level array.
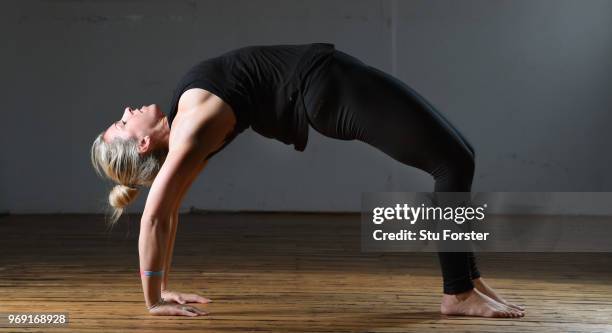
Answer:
[{"left": 444, "top": 288, "right": 475, "bottom": 301}]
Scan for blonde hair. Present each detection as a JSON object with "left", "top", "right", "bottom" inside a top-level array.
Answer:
[{"left": 90, "top": 132, "right": 168, "bottom": 226}]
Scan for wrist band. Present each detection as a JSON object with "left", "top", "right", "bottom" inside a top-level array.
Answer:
[{"left": 140, "top": 270, "right": 164, "bottom": 277}]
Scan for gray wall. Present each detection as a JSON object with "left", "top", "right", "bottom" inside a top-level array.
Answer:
[{"left": 1, "top": 0, "right": 611, "bottom": 214}]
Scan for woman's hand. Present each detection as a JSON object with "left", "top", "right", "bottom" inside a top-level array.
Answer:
[
  {"left": 161, "top": 289, "right": 212, "bottom": 305},
  {"left": 149, "top": 301, "right": 208, "bottom": 317}
]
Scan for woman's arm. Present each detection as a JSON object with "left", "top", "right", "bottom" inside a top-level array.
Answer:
[
  {"left": 162, "top": 159, "right": 208, "bottom": 292},
  {"left": 139, "top": 89, "right": 237, "bottom": 315},
  {"left": 161, "top": 210, "right": 178, "bottom": 292},
  {"left": 139, "top": 145, "right": 206, "bottom": 309}
]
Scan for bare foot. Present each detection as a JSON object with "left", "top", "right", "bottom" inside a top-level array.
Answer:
[
  {"left": 473, "top": 277, "right": 525, "bottom": 311},
  {"left": 440, "top": 288, "right": 524, "bottom": 318}
]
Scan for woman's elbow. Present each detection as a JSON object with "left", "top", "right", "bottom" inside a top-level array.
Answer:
[{"left": 140, "top": 215, "right": 172, "bottom": 232}]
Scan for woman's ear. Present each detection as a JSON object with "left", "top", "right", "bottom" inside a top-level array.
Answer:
[{"left": 137, "top": 135, "right": 151, "bottom": 154}]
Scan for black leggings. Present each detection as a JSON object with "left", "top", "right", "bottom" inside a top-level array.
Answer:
[{"left": 303, "top": 50, "right": 480, "bottom": 294}]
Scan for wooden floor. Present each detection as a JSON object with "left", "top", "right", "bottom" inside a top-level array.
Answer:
[{"left": 1, "top": 212, "right": 611, "bottom": 332}]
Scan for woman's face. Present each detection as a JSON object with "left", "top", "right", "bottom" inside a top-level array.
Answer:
[{"left": 103, "top": 104, "right": 167, "bottom": 149}]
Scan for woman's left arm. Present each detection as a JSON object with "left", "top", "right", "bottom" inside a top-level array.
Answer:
[{"left": 161, "top": 153, "right": 209, "bottom": 293}]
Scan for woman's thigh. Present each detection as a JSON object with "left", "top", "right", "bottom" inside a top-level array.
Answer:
[{"left": 303, "top": 50, "right": 473, "bottom": 175}]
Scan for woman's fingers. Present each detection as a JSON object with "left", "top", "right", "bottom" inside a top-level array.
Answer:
[
  {"left": 178, "top": 292, "right": 212, "bottom": 303},
  {"left": 149, "top": 303, "right": 209, "bottom": 317},
  {"left": 180, "top": 305, "right": 207, "bottom": 316},
  {"left": 161, "top": 290, "right": 212, "bottom": 304},
  {"left": 186, "top": 294, "right": 212, "bottom": 303},
  {"left": 190, "top": 306, "right": 208, "bottom": 315},
  {"left": 179, "top": 308, "right": 198, "bottom": 317}
]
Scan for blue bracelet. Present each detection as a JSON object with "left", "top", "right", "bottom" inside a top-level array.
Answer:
[{"left": 140, "top": 270, "right": 164, "bottom": 277}]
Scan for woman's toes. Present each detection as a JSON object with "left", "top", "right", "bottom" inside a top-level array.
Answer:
[
  {"left": 512, "top": 309, "right": 524, "bottom": 318},
  {"left": 499, "top": 302, "right": 522, "bottom": 317},
  {"left": 495, "top": 309, "right": 509, "bottom": 318}
]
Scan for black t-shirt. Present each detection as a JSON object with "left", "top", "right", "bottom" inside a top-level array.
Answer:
[{"left": 165, "top": 43, "right": 336, "bottom": 157}]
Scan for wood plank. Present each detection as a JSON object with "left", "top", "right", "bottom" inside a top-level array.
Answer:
[{"left": 0, "top": 213, "right": 611, "bottom": 332}]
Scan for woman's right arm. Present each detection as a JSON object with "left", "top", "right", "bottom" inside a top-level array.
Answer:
[
  {"left": 158, "top": 88, "right": 235, "bottom": 295},
  {"left": 161, "top": 159, "right": 209, "bottom": 297},
  {"left": 139, "top": 145, "right": 208, "bottom": 315},
  {"left": 139, "top": 89, "right": 237, "bottom": 316}
]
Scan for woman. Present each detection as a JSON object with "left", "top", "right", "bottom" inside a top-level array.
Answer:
[{"left": 90, "top": 43, "right": 525, "bottom": 318}]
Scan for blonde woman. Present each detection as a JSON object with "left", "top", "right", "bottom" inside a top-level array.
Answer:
[{"left": 91, "top": 43, "right": 524, "bottom": 318}]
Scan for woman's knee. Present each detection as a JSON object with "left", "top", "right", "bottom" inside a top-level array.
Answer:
[{"left": 433, "top": 146, "right": 475, "bottom": 192}]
